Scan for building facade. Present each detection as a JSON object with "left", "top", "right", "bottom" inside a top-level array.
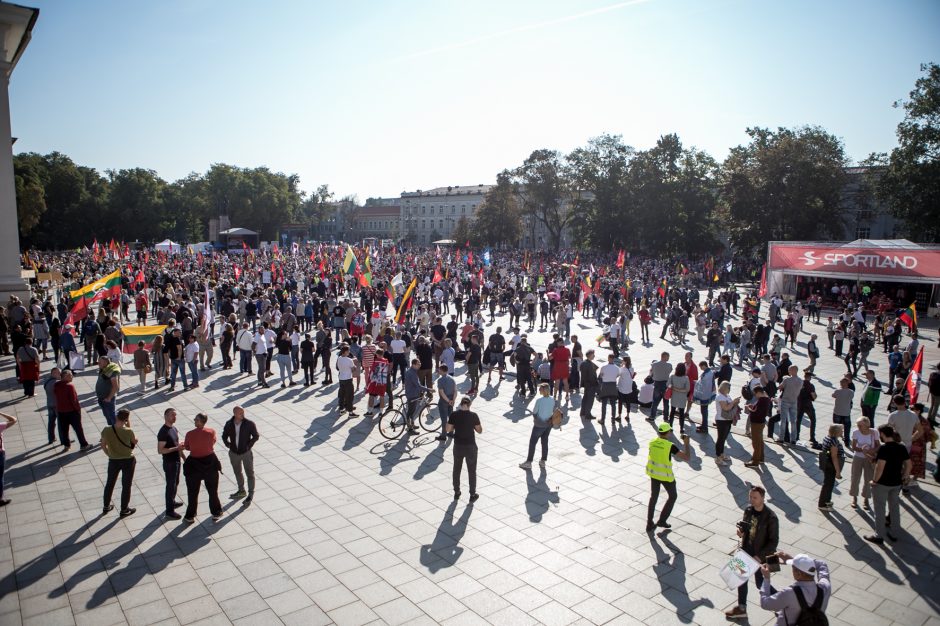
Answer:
[
  {"left": 839, "top": 166, "right": 899, "bottom": 241},
  {"left": 400, "top": 185, "right": 491, "bottom": 245}
]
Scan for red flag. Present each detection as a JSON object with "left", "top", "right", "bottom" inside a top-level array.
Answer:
[
  {"left": 757, "top": 263, "right": 768, "bottom": 298},
  {"left": 468, "top": 251, "right": 473, "bottom": 266},
  {"left": 432, "top": 267, "right": 443, "bottom": 284},
  {"left": 234, "top": 266, "right": 241, "bottom": 281},
  {"left": 616, "top": 250, "right": 625, "bottom": 268},
  {"left": 905, "top": 347, "right": 924, "bottom": 403}
]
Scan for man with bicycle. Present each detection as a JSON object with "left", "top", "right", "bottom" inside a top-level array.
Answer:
[{"left": 404, "top": 358, "right": 432, "bottom": 435}]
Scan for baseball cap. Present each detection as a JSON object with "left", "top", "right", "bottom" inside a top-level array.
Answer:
[
  {"left": 785, "top": 554, "right": 816, "bottom": 575},
  {"left": 658, "top": 423, "right": 672, "bottom": 433}
]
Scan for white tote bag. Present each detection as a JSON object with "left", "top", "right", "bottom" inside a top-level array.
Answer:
[
  {"left": 718, "top": 550, "right": 760, "bottom": 589},
  {"left": 68, "top": 351, "right": 85, "bottom": 371}
]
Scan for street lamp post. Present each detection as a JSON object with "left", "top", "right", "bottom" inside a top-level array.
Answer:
[{"left": 0, "top": 2, "right": 38, "bottom": 304}]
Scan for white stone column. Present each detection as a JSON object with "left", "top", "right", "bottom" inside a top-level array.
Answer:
[{"left": 0, "top": 63, "right": 29, "bottom": 304}]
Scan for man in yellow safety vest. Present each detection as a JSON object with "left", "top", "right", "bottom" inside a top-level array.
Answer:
[{"left": 646, "top": 422, "right": 691, "bottom": 532}]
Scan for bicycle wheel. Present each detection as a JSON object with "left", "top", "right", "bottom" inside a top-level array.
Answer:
[
  {"left": 379, "top": 408, "right": 406, "bottom": 440},
  {"left": 418, "top": 402, "right": 440, "bottom": 433}
]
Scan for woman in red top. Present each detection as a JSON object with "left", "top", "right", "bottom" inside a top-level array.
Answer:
[{"left": 550, "top": 339, "right": 571, "bottom": 401}]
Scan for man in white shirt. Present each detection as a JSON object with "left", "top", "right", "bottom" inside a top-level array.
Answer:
[
  {"left": 608, "top": 320, "right": 622, "bottom": 357},
  {"left": 336, "top": 345, "right": 358, "bottom": 416},
  {"left": 252, "top": 326, "right": 270, "bottom": 388},
  {"left": 263, "top": 324, "right": 277, "bottom": 376},
  {"left": 184, "top": 335, "right": 200, "bottom": 388},
  {"left": 235, "top": 322, "right": 254, "bottom": 375}
]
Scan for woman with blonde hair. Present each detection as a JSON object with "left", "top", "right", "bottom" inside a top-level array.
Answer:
[{"left": 849, "top": 416, "right": 879, "bottom": 509}]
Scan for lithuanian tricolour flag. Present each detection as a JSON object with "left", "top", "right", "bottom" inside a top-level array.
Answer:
[
  {"left": 65, "top": 269, "right": 122, "bottom": 328},
  {"left": 342, "top": 245, "right": 359, "bottom": 275},
  {"left": 899, "top": 303, "right": 917, "bottom": 330},
  {"left": 122, "top": 325, "right": 168, "bottom": 354}
]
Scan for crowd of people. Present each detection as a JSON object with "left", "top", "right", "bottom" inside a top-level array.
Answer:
[{"left": 3, "top": 242, "right": 939, "bottom": 623}]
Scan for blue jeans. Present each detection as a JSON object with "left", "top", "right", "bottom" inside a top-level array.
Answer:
[
  {"left": 239, "top": 349, "right": 252, "bottom": 373},
  {"left": 187, "top": 360, "right": 199, "bottom": 385},
  {"left": 276, "top": 353, "right": 293, "bottom": 384},
  {"left": 170, "top": 359, "right": 188, "bottom": 389},
  {"left": 780, "top": 401, "right": 798, "bottom": 442},
  {"left": 98, "top": 398, "right": 116, "bottom": 426},
  {"left": 525, "top": 425, "right": 551, "bottom": 463},
  {"left": 438, "top": 401, "right": 453, "bottom": 435},
  {"left": 651, "top": 381, "right": 668, "bottom": 419}
]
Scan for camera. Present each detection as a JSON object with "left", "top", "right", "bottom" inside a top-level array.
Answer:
[
  {"left": 766, "top": 554, "right": 781, "bottom": 572},
  {"left": 736, "top": 521, "right": 748, "bottom": 533}
]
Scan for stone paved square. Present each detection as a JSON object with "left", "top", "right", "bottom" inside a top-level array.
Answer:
[{"left": 1, "top": 307, "right": 938, "bottom": 625}]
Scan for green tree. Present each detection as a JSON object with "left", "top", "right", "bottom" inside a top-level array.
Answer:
[
  {"left": 720, "top": 126, "right": 848, "bottom": 254},
  {"left": 14, "top": 156, "right": 46, "bottom": 236},
  {"left": 452, "top": 216, "right": 473, "bottom": 247},
  {"left": 621, "top": 134, "right": 719, "bottom": 255},
  {"left": 566, "top": 134, "right": 634, "bottom": 249},
  {"left": 473, "top": 170, "right": 522, "bottom": 246},
  {"left": 106, "top": 168, "right": 168, "bottom": 243},
  {"left": 513, "top": 149, "right": 574, "bottom": 250},
  {"left": 867, "top": 63, "right": 940, "bottom": 241}
]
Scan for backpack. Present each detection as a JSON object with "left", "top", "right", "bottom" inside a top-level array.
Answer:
[
  {"left": 741, "top": 383, "right": 754, "bottom": 401},
  {"left": 793, "top": 584, "right": 828, "bottom": 626}
]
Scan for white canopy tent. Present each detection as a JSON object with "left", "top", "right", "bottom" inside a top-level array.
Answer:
[{"left": 154, "top": 239, "right": 181, "bottom": 254}]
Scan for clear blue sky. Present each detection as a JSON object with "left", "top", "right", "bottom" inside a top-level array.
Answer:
[{"left": 9, "top": 0, "right": 939, "bottom": 201}]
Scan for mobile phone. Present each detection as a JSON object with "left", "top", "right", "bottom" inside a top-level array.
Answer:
[{"left": 765, "top": 555, "right": 781, "bottom": 572}]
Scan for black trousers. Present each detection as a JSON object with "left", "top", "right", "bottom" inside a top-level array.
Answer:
[
  {"left": 339, "top": 379, "right": 355, "bottom": 412},
  {"left": 184, "top": 469, "right": 222, "bottom": 519},
  {"left": 647, "top": 478, "right": 677, "bottom": 524},
  {"left": 57, "top": 411, "right": 88, "bottom": 447},
  {"left": 581, "top": 386, "right": 597, "bottom": 417},
  {"left": 103, "top": 457, "right": 136, "bottom": 511},
  {"left": 716, "top": 419, "right": 732, "bottom": 456},
  {"left": 453, "top": 444, "right": 478, "bottom": 495},
  {"left": 164, "top": 459, "right": 181, "bottom": 514}
]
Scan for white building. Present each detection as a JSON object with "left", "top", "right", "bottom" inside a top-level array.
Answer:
[{"left": 400, "top": 185, "right": 491, "bottom": 245}]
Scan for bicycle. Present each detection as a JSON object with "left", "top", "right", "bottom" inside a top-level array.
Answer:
[{"left": 378, "top": 392, "right": 440, "bottom": 439}]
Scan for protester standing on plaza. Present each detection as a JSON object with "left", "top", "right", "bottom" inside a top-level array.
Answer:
[
  {"left": 725, "top": 486, "right": 779, "bottom": 620},
  {"left": 645, "top": 423, "right": 691, "bottom": 531},
  {"left": 744, "top": 386, "right": 770, "bottom": 467},
  {"left": 15, "top": 337, "right": 40, "bottom": 397},
  {"left": 866, "top": 425, "right": 910, "bottom": 544},
  {"left": 95, "top": 356, "right": 121, "bottom": 426},
  {"left": 579, "top": 350, "right": 599, "bottom": 421},
  {"left": 818, "top": 424, "right": 845, "bottom": 511},
  {"left": 758, "top": 552, "right": 831, "bottom": 625},
  {"left": 447, "top": 397, "right": 482, "bottom": 502},
  {"left": 520, "top": 383, "right": 555, "bottom": 469},
  {"left": 182, "top": 413, "right": 223, "bottom": 523},
  {"left": 100, "top": 408, "right": 137, "bottom": 518},
  {"left": 436, "top": 364, "right": 457, "bottom": 441},
  {"left": 222, "top": 405, "right": 259, "bottom": 505},
  {"left": 42, "top": 368, "right": 62, "bottom": 445},
  {"left": 0, "top": 412, "right": 18, "bottom": 506},
  {"left": 164, "top": 327, "right": 188, "bottom": 391},
  {"left": 336, "top": 345, "right": 359, "bottom": 416},
  {"left": 132, "top": 340, "right": 150, "bottom": 394},
  {"left": 849, "top": 416, "right": 879, "bottom": 510},
  {"left": 649, "top": 352, "right": 672, "bottom": 422},
  {"left": 156, "top": 407, "right": 185, "bottom": 520}
]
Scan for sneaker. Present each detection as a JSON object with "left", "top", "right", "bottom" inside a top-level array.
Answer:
[
  {"left": 119, "top": 508, "right": 136, "bottom": 518},
  {"left": 435, "top": 435, "right": 447, "bottom": 441},
  {"left": 182, "top": 517, "right": 195, "bottom": 524},
  {"left": 243, "top": 496, "right": 252, "bottom": 506},
  {"left": 173, "top": 500, "right": 184, "bottom": 508},
  {"left": 164, "top": 511, "right": 182, "bottom": 520},
  {"left": 818, "top": 504, "right": 834, "bottom": 512},
  {"left": 454, "top": 491, "right": 461, "bottom": 501},
  {"left": 656, "top": 521, "right": 672, "bottom": 529},
  {"left": 79, "top": 445, "right": 92, "bottom": 452},
  {"left": 212, "top": 514, "right": 223, "bottom": 522},
  {"left": 469, "top": 494, "right": 480, "bottom": 503},
  {"left": 724, "top": 605, "right": 747, "bottom": 620},
  {"left": 645, "top": 521, "right": 655, "bottom": 532},
  {"left": 230, "top": 490, "right": 247, "bottom": 500},
  {"left": 519, "top": 462, "right": 532, "bottom": 469},
  {"left": 0, "top": 499, "right": 10, "bottom": 507},
  {"left": 103, "top": 504, "right": 114, "bottom": 514}
]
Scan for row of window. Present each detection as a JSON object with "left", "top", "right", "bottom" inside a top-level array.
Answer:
[{"left": 403, "top": 204, "right": 478, "bottom": 216}]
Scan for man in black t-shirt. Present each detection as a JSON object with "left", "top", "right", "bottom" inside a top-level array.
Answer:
[
  {"left": 156, "top": 408, "right": 185, "bottom": 520},
  {"left": 486, "top": 328, "right": 506, "bottom": 385},
  {"left": 446, "top": 398, "right": 482, "bottom": 502},
  {"left": 866, "top": 424, "right": 911, "bottom": 545}
]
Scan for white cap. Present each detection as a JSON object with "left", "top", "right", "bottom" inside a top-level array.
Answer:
[{"left": 785, "top": 554, "right": 816, "bottom": 575}]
